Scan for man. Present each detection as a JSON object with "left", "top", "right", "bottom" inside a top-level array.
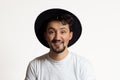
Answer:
[{"left": 25, "top": 8, "right": 96, "bottom": 80}]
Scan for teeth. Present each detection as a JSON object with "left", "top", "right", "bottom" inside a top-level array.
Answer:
[
  {"left": 55, "top": 42, "right": 61, "bottom": 44},
  {"left": 54, "top": 42, "right": 61, "bottom": 45}
]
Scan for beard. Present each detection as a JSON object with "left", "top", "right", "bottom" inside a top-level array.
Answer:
[
  {"left": 50, "top": 40, "right": 66, "bottom": 54},
  {"left": 51, "top": 45, "right": 66, "bottom": 54}
]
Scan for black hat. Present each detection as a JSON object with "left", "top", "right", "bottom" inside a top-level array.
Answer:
[{"left": 35, "top": 8, "right": 82, "bottom": 48}]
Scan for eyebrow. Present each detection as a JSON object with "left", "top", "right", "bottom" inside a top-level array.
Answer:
[
  {"left": 47, "top": 27, "right": 68, "bottom": 30},
  {"left": 47, "top": 27, "right": 55, "bottom": 30},
  {"left": 60, "top": 27, "right": 67, "bottom": 30}
]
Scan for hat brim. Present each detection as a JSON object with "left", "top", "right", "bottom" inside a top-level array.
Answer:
[{"left": 35, "top": 8, "right": 82, "bottom": 48}]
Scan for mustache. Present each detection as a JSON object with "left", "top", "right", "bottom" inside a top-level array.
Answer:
[{"left": 52, "top": 40, "right": 64, "bottom": 43}]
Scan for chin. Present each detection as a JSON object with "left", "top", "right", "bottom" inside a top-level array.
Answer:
[{"left": 52, "top": 46, "right": 66, "bottom": 54}]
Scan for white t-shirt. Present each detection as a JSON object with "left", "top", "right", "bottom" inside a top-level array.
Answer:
[{"left": 25, "top": 52, "right": 96, "bottom": 80}]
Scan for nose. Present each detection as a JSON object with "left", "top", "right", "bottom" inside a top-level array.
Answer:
[{"left": 54, "top": 32, "right": 61, "bottom": 40}]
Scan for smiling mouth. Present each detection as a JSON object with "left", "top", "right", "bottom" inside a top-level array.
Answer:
[
  {"left": 54, "top": 42, "right": 62, "bottom": 46},
  {"left": 52, "top": 40, "right": 64, "bottom": 46}
]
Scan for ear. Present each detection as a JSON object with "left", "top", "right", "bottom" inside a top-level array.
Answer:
[{"left": 69, "top": 32, "right": 73, "bottom": 40}]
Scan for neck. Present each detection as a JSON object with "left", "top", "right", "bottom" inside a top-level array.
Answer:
[{"left": 49, "top": 48, "right": 69, "bottom": 61}]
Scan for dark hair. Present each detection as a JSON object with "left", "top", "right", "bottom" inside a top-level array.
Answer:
[{"left": 43, "top": 13, "right": 74, "bottom": 32}]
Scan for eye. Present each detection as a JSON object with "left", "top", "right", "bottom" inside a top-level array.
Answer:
[
  {"left": 48, "top": 30, "right": 55, "bottom": 34},
  {"left": 61, "top": 30, "right": 67, "bottom": 34}
]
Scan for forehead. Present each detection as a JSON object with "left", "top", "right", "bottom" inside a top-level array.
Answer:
[{"left": 46, "top": 21, "right": 70, "bottom": 30}]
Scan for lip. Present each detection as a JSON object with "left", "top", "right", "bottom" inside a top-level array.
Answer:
[{"left": 53, "top": 42, "right": 63, "bottom": 46}]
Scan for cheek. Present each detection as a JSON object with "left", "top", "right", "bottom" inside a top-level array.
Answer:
[
  {"left": 63, "top": 36, "right": 71, "bottom": 43},
  {"left": 45, "top": 35, "right": 54, "bottom": 42},
  {"left": 63, "top": 33, "right": 73, "bottom": 44}
]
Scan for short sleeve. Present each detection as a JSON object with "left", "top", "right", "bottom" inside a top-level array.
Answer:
[
  {"left": 25, "top": 62, "right": 36, "bottom": 80},
  {"left": 80, "top": 58, "right": 96, "bottom": 80}
]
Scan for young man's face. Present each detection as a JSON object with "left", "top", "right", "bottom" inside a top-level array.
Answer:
[{"left": 44, "top": 21, "right": 73, "bottom": 54}]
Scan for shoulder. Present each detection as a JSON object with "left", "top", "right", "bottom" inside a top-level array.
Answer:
[
  {"left": 28, "top": 53, "right": 48, "bottom": 66},
  {"left": 70, "top": 52, "right": 89, "bottom": 63},
  {"left": 70, "top": 52, "right": 96, "bottom": 79},
  {"left": 70, "top": 52, "right": 93, "bottom": 68},
  {"left": 25, "top": 53, "right": 49, "bottom": 77}
]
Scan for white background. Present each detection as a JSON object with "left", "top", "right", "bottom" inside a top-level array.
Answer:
[{"left": 0, "top": 0, "right": 120, "bottom": 80}]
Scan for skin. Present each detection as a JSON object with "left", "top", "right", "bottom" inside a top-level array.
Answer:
[{"left": 44, "top": 21, "right": 73, "bottom": 61}]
